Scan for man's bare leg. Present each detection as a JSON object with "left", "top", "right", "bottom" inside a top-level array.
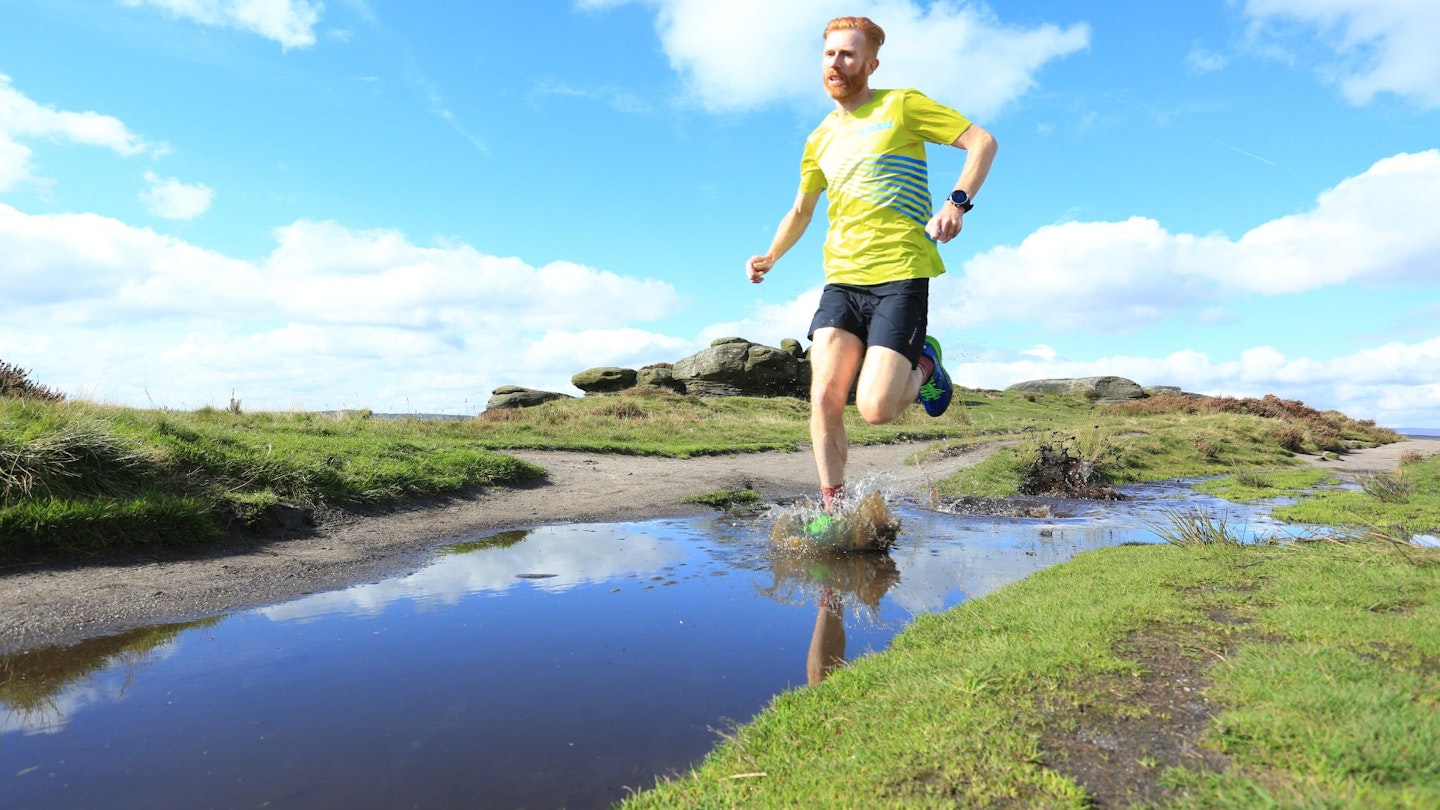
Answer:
[
  {"left": 854, "top": 344, "right": 925, "bottom": 425},
  {"left": 809, "top": 327, "right": 865, "bottom": 502},
  {"left": 807, "top": 588, "right": 846, "bottom": 685}
]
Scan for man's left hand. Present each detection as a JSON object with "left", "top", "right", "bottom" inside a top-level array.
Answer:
[{"left": 925, "top": 206, "right": 964, "bottom": 244}]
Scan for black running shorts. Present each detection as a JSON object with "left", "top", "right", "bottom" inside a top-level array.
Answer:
[{"left": 807, "top": 278, "right": 929, "bottom": 367}]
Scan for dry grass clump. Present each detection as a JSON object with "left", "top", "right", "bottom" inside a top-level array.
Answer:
[
  {"left": 1191, "top": 436, "right": 1222, "bottom": 462},
  {"left": 1232, "top": 469, "right": 1274, "bottom": 489},
  {"left": 0, "top": 413, "right": 156, "bottom": 500},
  {"left": 0, "top": 360, "right": 65, "bottom": 403},
  {"left": 476, "top": 407, "right": 527, "bottom": 423},
  {"left": 1147, "top": 507, "right": 1252, "bottom": 546},
  {"left": 1358, "top": 471, "right": 1413, "bottom": 503},
  {"left": 1269, "top": 424, "right": 1306, "bottom": 452}
]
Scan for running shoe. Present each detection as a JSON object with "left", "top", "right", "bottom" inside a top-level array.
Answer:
[
  {"left": 917, "top": 336, "right": 953, "bottom": 417},
  {"left": 807, "top": 513, "right": 836, "bottom": 539}
]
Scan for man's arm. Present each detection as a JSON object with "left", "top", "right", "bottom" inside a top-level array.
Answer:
[
  {"left": 925, "top": 123, "right": 998, "bottom": 244},
  {"left": 747, "top": 188, "right": 822, "bottom": 283}
]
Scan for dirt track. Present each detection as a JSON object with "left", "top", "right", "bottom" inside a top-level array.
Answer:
[{"left": 2, "top": 438, "right": 1434, "bottom": 655}]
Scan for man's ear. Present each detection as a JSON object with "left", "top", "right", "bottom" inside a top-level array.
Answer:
[{"left": 867, "top": 58, "right": 880, "bottom": 75}]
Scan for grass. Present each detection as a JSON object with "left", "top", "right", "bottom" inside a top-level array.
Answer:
[
  {"left": 682, "top": 488, "right": 765, "bottom": 508},
  {"left": 621, "top": 537, "right": 1440, "bottom": 808},
  {"left": 1273, "top": 451, "right": 1440, "bottom": 535},
  {"left": 1146, "top": 507, "right": 1252, "bottom": 546},
  {"left": 1359, "top": 471, "right": 1415, "bottom": 503},
  {"left": 935, "top": 393, "right": 1397, "bottom": 498},
  {"left": 0, "top": 398, "right": 543, "bottom": 552},
  {"left": 1194, "top": 467, "right": 1336, "bottom": 502},
  {"left": 475, "top": 385, "right": 971, "bottom": 456}
]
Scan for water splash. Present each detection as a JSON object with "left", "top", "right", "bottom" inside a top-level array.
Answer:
[{"left": 768, "top": 475, "right": 902, "bottom": 552}]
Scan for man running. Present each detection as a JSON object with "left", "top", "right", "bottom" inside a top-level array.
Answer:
[{"left": 746, "top": 15, "right": 998, "bottom": 516}]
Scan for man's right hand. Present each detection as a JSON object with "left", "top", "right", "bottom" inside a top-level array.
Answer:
[{"left": 746, "top": 255, "right": 774, "bottom": 284}]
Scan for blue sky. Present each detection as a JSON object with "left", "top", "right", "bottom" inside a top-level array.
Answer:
[{"left": 2, "top": 0, "right": 1438, "bottom": 427}]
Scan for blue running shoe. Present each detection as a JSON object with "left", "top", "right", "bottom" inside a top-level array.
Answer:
[{"left": 918, "top": 336, "right": 953, "bottom": 417}]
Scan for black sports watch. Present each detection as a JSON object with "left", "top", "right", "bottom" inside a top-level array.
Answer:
[{"left": 947, "top": 189, "right": 973, "bottom": 213}]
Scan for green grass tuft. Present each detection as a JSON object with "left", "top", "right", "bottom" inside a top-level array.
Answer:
[
  {"left": 1147, "top": 507, "right": 1253, "bottom": 547},
  {"left": 682, "top": 488, "right": 764, "bottom": 508},
  {"left": 1359, "top": 471, "right": 1414, "bottom": 503}
]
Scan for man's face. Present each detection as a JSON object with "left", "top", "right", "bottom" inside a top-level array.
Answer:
[{"left": 822, "top": 29, "right": 877, "bottom": 102}]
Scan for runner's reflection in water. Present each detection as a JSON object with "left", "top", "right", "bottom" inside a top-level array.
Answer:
[
  {"left": 762, "top": 548, "right": 900, "bottom": 685},
  {"left": 808, "top": 586, "right": 848, "bottom": 685}
]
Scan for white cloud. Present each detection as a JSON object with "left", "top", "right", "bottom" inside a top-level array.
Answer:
[
  {"left": 1243, "top": 0, "right": 1440, "bottom": 107},
  {"left": 262, "top": 524, "right": 685, "bottom": 620},
  {"left": 525, "top": 329, "right": 696, "bottom": 375},
  {"left": 1187, "top": 44, "right": 1229, "bottom": 74},
  {"left": 0, "top": 137, "right": 31, "bottom": 190},
  {"left": 1021, "top": 344, "right": 1057, "bottom": 362},
  {"left": 952, "top": 337, "right": 1440, "bottom": 427},
  {"left": 698, "top": 287, "right": 823, "bottom": 348},
  {"left": 939, "top": 216, "right": 1196, "bottom": 333},
  {"left": 935, "top": 150, "right": 1440, "bottom": 333},
  {"left": 140, "top": 171, "right": 215, "bottom": 220},
  {"left": 0, "top": 204, "right": 687, "bottom": 412},
  {"left": 0, "top": 73, "right": 163, "bottom": 191},
  {"left": 120, "top": 0, "right": 324, "bottom": 50},
  {"left": 581, "top": 0, "right": 1089, "bottom": 119},
  {"left": 530, "top": 81, "right": 654, "bottom": 115}
]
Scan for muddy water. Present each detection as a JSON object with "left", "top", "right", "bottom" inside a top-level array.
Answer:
[{"left": 1, "top": 484, "right": 1291, "bottom": 809}]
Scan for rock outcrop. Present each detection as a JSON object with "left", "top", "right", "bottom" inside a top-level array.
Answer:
[
  {"left": 493, "top": 342, "right": 1198, "bottom": 415},
  {"left": 486, "top": 386, "right": 574, "bottom": 410},
  {"left": 635, "top": 364, "right": 685, "bottom": 392},
  {"left": 512, "top": 336, "right": 814, "bottom": 410},
  {"left": 1006, "top": 376, "right": 1147, "bottom": 403},
  {"left": 670, "top": 337, "right": 810, "bottom": 398},
  {"left": 571, "top": 367, "right": 638, "bottom": 394}
]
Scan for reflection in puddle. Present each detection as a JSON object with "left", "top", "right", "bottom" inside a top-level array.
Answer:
[
  {"left": 0, "top": 483, "right": 1290, "bottom": 809},
  {"left": 0, "top": 618, "right": 222, "bottom": 737},
  {"left": 764, "top": 544, "right": 900, "bottom": 685}
]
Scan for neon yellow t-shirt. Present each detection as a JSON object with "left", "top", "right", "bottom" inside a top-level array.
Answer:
[{"left": 800, "top": 88, "right": 971, "bottom": 286}]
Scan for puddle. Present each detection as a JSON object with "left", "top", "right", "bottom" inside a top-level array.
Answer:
[{"left": 1, "top": 482, "right": 1294, "bottom": 809}]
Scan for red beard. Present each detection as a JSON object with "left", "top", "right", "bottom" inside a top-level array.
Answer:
[{"left": 824, "top": 70, "right": 862, "bottom": 101}]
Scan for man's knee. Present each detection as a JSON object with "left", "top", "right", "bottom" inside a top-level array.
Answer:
[
  {"left": 811, "top": 381, "right": 850, "bottom": 419},
  {"left": 855, "top": 383, "right": 908, "bottom": 424}
]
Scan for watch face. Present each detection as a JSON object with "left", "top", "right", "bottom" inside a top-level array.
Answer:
[{"left": 949, "top": 189, "right": 969, "bottom": 206}]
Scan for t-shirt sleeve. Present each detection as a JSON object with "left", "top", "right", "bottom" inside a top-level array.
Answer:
[
  {"left": 799, "top": 132, "right": 828, "bottom": 193},
  {"left": 901, "top": 89, "right": 971, "bottom": 146}
]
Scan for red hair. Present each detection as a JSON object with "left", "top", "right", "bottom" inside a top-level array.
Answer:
[{"left": 823, "top": 16, "right": 885, "bottom": 52}]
